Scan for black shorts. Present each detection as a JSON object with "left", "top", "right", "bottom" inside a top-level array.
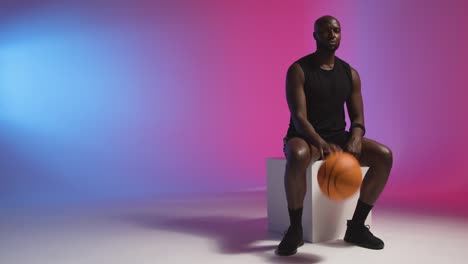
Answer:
[{"left": 282, "top": 131, "right": 351, "bottom": 159}]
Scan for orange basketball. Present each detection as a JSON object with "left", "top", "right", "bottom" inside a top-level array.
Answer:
[{"left": 317, "top": 152, "right": 362, "bottom": 201}]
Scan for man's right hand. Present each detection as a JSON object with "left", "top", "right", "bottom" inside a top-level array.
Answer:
[{"left": 314, "top": 137, "right": 342, "bottom": 160}]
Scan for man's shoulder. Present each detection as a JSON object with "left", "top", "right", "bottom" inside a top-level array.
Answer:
[
  {"left": 336, "top": 55, "right": 356, "bottom": 73},
  {"left": 335, "top": 55, "right": 350, "bottom": 67},
  {"left": 295, "top": 53, "right": 315, "bottom": 64},
  {"left": 288, "top": 53, "right": 316, "bottom": 72},
  {"left": 335, "top": 56, "right": 355, "bottom": 81},
  {"left": 294, "top": 53, "right": 350, "bottom": 65}
]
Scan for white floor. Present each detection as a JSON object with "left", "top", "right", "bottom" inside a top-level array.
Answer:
[{"left": 1, "top": 190, "right": 468, "bottom": 264}]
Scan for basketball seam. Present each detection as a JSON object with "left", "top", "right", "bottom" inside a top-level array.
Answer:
[
  {"left": 334, "top": 163, "right": 362, "bottom": 199},
  {"left": 334, "top": 170, "right": 340, "bottom": 199},
  {"left": 327, "top": 156, "right": 339, "bottom": 198}
]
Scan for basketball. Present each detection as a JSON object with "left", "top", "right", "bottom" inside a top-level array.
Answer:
[{"left": 317, "top": 152, "right": 362, "bottom": 201}]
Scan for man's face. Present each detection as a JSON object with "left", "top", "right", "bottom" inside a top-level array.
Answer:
[{"left": 314, "top": 18, "right": 341, "bottom": 51}]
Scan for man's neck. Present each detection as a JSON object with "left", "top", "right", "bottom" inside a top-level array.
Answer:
[{"left": 314, "top": 49, "right": 336, "bottom": 68}]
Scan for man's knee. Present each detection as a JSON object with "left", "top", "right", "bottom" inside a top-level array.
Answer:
[
  {"left": 285, "top": 138, "right": 311, "bottom": 166},
  {"left": 379, "top": 145, "right": 393, "bottom": 167},
  {"left": 289, "top": 146, "right": 311, "bottom": 164}
]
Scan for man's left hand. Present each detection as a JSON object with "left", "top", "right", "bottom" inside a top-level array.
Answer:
[{"left": 344, "top": 136, "right": 362, "bottom": 159}]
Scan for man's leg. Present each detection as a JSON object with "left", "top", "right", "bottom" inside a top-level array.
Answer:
[
  {"left": 358, "top": 138, "right": 393, "bottom": 204},
  {"left": 344, "top": 137, "right": 393, "bottom": 249},
  {"left": 276, "top": 137, "right": 320, "bottom": 256}
]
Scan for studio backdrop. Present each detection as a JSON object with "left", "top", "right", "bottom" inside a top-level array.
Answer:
[{"left": 1, "top": 0, "right": 467, "bottom": 215}]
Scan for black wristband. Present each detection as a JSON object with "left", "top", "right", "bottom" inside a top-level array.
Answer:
[{"left": 350, "top": 123, "right": 366, "bottom": 136}]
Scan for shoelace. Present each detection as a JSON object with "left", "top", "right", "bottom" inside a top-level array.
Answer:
[{"left": 362, "top": 224, "right": 376, "bottom": 237}]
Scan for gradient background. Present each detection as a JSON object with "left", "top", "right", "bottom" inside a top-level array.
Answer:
[{"left": 1, "top": 0, "right": 467, "bottom": 215}]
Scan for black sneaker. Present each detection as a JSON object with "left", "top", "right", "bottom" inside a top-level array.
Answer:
[
  {"left": 275, "top": 225, "right": 304, "bottom": 256},
  {"left": 344, "top": 220, "right": 384, "bottom": 250}
]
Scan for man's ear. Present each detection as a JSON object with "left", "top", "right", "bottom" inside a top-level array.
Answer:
[{"left": 313, "top": 32, "right": 317, "bottom": 41}]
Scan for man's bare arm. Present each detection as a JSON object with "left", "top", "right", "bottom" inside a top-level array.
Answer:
[
  {"left": 346, "top": 67, "right": 365, "bottom": 138},
  {"left": 286, "top": 63, "right": 322, "bottom": 146}
]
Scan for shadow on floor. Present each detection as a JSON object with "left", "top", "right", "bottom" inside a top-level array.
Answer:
[{"left": 119, "top": 212, "right": 323, "bottom": 263}]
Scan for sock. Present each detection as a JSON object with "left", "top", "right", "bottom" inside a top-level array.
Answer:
[
  {"left": 351, "top": 199, "right": 373, "bottom": 225},
  {"left": 288, "top": 207, "right": 303, "bottom": 228}
]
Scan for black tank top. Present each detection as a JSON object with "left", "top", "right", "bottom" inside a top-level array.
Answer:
[{"left": 285, "top": 53, "right": 353, "bottom": 139}]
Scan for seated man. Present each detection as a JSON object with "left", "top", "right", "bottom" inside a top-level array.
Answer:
[{"left": 276, "top": 15, "right": 393, "bottom": 256}]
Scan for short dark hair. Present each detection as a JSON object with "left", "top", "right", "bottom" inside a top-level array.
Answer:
[{"left": 314, "top": 15, "right": 339, "bottom": 32}]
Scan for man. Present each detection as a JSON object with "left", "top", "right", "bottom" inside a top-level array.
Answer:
[{"left": 276, "top": 15, "right": 393, "bottom": 256}]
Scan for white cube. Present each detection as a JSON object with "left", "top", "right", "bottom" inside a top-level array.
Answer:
[{"left": 266, "top": 158, "right": 371, "bottom": 243}]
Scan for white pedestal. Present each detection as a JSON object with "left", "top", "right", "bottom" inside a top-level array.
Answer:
[{"left": 266, "top": 158, "right": 371, "bottom": 243}]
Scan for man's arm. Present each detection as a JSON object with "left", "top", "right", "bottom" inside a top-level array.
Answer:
[
  {"left": 286, "top": 63, "right": 322, "bottom": 146},
  {"left": 346, "top": 67, "right": 365, "bottom": 139}
]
